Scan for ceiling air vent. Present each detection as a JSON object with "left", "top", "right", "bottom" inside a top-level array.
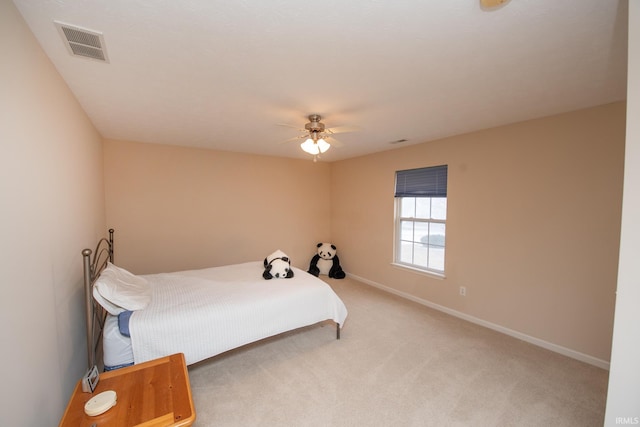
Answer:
[{"left": 54, "top": 21, "right": 109, "bottom": 63}]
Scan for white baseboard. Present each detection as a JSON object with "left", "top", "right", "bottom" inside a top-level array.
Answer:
[{"left": 347, "top": 273, "right": 610, "bottom": 371}]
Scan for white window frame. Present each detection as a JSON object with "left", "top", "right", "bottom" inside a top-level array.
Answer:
[
  {"left": 393, "top": 165, "right": 448, "bottom": 278},
  {"left": 393, "top": 196, "right": 447, "bottom": 277}
]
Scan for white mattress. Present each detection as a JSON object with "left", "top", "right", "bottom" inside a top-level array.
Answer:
[{"left": 102, "top": 262, "right": 347, "bottom": 367}]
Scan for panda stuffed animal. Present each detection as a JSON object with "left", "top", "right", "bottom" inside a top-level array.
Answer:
[
  {"left": 307, "top": 243, "right": 346, "bottom": 279},
  {"left": 263, "top": 249, "right": 294, "bottom": 280}
]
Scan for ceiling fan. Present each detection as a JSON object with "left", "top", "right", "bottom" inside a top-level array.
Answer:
[{"left": 278, "top": 114, "right": 357, "bottom": 161}]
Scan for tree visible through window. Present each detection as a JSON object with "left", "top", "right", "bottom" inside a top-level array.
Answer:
[{"left": 394, "top": 165, "right": 447, "bottom": 274}]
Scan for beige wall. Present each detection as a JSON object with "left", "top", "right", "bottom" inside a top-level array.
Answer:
[
  {"left": 1, "top": 1, "right": 106, "bottom": 425},
  {"left": 104, "top": 139, "right": 331, "bottom": 274},
  {"left": 331, "top": 102, "right": 625, "bottom": 363}
]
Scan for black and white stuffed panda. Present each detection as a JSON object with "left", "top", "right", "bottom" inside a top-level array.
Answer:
[
  {"left": 307, "top": 243, "right": 346, "bottom": 279},
  {"left": 263, "top": 250, "right": 294, "bottom": 280}
]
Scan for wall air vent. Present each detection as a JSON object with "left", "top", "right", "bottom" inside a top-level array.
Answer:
[{"left": 54, "top": 21, "right": 109, "bottom": 63}]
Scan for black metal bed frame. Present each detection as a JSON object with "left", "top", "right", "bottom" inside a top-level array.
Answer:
[{"left": 81, "top": 229, "right": 114, "bottom": 370}]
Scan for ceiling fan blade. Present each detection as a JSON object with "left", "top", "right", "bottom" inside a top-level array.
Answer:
[
  {"left": 326, "top": 125, "right": 360, "bottom": 134},
  {"left": 278, "top": 135, "right": 305, "bottom": 144},
  {"left": 326, "top": 136, "right": 344, "bottom": 148},
  {"left": 276, "top": 123, "right": 305, "bottom": 131}
]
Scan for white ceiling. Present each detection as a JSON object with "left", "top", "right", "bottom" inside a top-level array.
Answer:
[{"left": 14, "top": 0, "right": 628, "bottom": 162}]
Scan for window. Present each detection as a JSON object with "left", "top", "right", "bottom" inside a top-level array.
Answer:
[{"left": 394, "top": 165, "right": 447, "bottom": 275}]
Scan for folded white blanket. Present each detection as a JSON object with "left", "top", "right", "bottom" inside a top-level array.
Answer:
[{"left": 129, "top": 262, "right": 348, "bottom": 365}]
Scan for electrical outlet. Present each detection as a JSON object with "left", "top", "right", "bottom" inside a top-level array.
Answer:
[{"left": 459, "top": 286, "right": 466, "bottom": 296}]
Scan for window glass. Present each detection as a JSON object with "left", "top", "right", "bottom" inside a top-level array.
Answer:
[
  {"left": 432, "top": 198, "right": 447, "bottom": 220},
  {"left": 401, "top": 198, "right": 415, "bottom": 217},
  {"left": 415, "top": 198, "right": 431, "bottom": 219}
]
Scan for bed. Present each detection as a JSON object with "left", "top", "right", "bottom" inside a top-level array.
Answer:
[{"left": 82, "top": 230, "right": 348, "bottom": 371}]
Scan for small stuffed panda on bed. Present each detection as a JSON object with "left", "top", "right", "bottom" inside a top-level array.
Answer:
[
  {"left": 307, "top": 243, "right": 346, "bottom": 279},
  {"left": 263, "top": 249, "right": 294, "bottom": 280}
]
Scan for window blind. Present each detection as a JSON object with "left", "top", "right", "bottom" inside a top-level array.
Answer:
[{"left": 394, "top": 165, "right": 448, "bottom": 197}]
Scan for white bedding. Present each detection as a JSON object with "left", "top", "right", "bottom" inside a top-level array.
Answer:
[{"left": 108, "top": 262, "right": 347, "bottom": 366}]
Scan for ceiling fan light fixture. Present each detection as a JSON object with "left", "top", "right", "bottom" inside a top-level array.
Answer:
[
  {"left": 317, "top": 138, "right": 331, "bottom": 153},
  {"left": 301, "top": 137, "right": 331, "bottom": 156},
  {"left": 301, "top": 138, "right": 320, "bottom": 155}
]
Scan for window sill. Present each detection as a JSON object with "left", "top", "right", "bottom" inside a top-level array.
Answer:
[{"left": 391, "top": 263, "right": 446, "bottom": 280}]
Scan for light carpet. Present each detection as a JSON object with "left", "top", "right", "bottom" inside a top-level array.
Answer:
[{"left": 188, "top": 277, "right": 608, "bottom": 426}]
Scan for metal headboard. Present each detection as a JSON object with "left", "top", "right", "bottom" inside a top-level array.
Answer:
[{"left": 82, "top": 228, "right": 114, "bottom": 370}]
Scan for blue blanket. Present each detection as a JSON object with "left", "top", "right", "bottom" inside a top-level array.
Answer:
[{"left": 117, "top": 310, "right": 133, "bottom": 337}]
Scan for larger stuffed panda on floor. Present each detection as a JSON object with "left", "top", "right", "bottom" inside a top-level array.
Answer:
[{"left": 307, "top": 242, "right": 346, "bottom": 279}]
